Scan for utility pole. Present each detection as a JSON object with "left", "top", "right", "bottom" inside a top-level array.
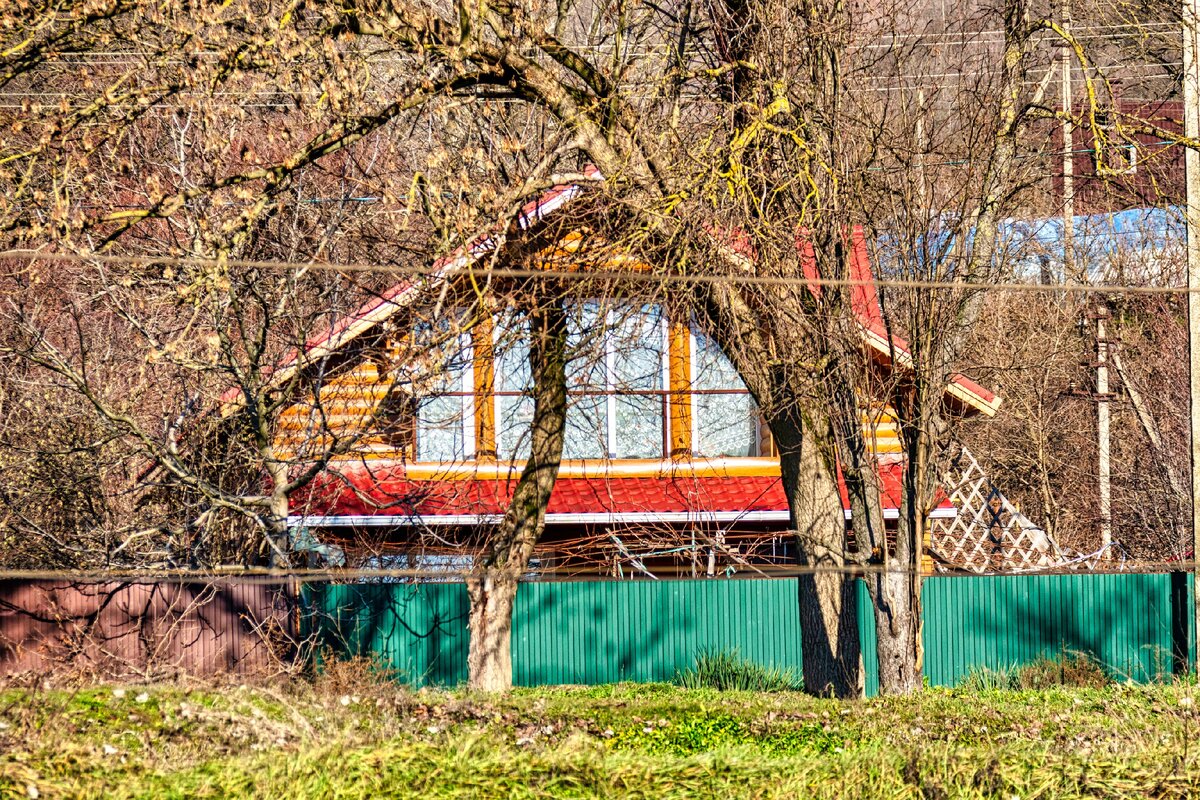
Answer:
[
  {"left": 1061, "top": 0, "right": 1075, "bottom": 282},
  {"left": 1184, "top": 0, "right": 1200, "bottom": 670},
  {"left": 1061, "top": 0, "right": 1111, "bottom": 555},
  {"left": 1095, "top": 306, "right": 1112, "bottom": 556}
]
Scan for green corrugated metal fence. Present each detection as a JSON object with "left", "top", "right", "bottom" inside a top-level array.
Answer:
[
  {"left": 302, "top": 573, "right": 1195, "bottom": 693},
  {"left": 512, "top": 579, "right": 805, "bottom": 685},
  {"left": 305, "top": 582, "right": 469, "bottom": 685},
  {"left": 920, "top": 572, "right": 1192, "bottom": 686}
]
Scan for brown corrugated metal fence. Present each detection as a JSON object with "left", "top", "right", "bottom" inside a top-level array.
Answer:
[{"left": 0, "top": 580, "right": 299, "bottom": 679}]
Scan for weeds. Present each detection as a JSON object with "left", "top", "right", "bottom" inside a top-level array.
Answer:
[
  {"left": 673, "top": 648, "right": 803, "bottom": 692},
  {"left": 4, "top": 679, "right": 1200, "bottom": 798},
  {"left": 958, "top": 649, "right": 1111, "bottom": 691}
]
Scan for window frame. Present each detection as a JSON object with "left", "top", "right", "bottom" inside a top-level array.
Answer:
[
  {"left": 492, "top": 304, "right": 671, "bottom": 460},
  {"left": 688, "top": 326, "right": 760, "bottom": 459}
]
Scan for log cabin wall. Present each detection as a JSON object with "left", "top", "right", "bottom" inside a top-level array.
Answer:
[{"left": 272, "top": 313, "right": 906, "bottom": 467}]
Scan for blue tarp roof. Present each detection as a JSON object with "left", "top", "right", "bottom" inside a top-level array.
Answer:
[{"left": 996, "top": 206, "right": 1183, "bottom": 283}]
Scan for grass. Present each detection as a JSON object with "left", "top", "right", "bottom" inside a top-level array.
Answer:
[
  {"left": 2, "top": 668, "right": 1200, "bottom": 798},
  {"left": 673, "top": 647, "right": 803, "bottom": 692},
  {"left": 958, "top": 649, "right": 1113, "bottom": 692}
]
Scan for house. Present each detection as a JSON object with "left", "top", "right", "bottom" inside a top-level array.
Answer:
[{"left": 268, "top": 176, "right": 1015, "bottom": 576}]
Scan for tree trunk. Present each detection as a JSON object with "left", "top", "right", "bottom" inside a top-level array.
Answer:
[
  {"left": 830, "top": 365, "right": 923, "bottom": 696},
  {"left": 774, "top": 411, "right": 863, "bottom": 698},
  {"left": 466, "top": 570, "right": 519, "bottom": 692},
  {"left": 265, "top": 460, "right": 292, "bottom": 568},
  {"left": 867, "top": 566, "right": 921, "bottom": 693},
  {"left": 466, "top": 299, "right": 568, "bottom": 691}
]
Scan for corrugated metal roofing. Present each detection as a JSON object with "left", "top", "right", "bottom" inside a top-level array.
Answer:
[{"left": 289, "top": 461, "right": 953, "bottom": 520}]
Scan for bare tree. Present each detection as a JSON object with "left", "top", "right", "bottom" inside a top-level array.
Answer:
[{"left": 4, "top": 0, "right": 1184, "bottom": 696}]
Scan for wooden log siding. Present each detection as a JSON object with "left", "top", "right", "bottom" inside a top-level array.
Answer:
[
  {"left": 668, "top": 321, "right": 693, "bottom": 457},
  {"left": 0, "top": 580, "right": 298, "bottom": 678},
  {"left": 274, "top": 360, "right": 411, "bottom": 460},
  {"left": 272, "top": 314, "right": 906, "bottom": 465}
]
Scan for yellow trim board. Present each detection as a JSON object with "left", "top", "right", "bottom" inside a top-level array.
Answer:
[{"left": 321, "top": 457, "right": 785, "bottom": 480}]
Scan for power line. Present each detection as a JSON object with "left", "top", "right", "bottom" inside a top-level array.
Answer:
[
  {"left": 0, "top": 247, "right": 1192, "bottom": 294},
  {"left": 0, "top": 559, "right": 1188, "bottom": 582}
]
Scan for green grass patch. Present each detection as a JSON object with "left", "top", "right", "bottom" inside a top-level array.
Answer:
[
  {"left": 3, "top": 678, "right": 1200, "bottom": 798},
  {"left": 673, "top": 647, "right": 803, "bottom": 692}
]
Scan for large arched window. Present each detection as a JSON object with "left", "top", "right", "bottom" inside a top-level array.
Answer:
[
  {"left": 692, "top": 329, "right": 758, "bottom": 458},
  {"left": 406, "top": 305, "right": 758, "bottom": 462}
]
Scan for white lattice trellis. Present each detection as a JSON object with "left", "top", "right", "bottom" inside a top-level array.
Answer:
[{"left": 930, "top": 447, "right": 1069, "bottom": 573}]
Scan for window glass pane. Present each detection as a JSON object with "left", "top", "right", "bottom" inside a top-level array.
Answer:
[
  {"left": 610, "top": 305, "right": 663, "bottom": 458},
  {"left": 413, "top": 319, "right": 470, "bottom": 462},
  {"left": 417, "top": 395, "right": 466, "bottom": 461},
  {"left": 566, "top": 301, "right": 607, "bottom": 389},
  {"left": 693, "top": 330, "right": 757, "bottom": 457},
  {"left": 564, "top": 394, "right": 608, "bottom": 459},
  {"left": 495, "top": 316, "right": 532, "bottom": 461},
  {"left": 693, "top": 329, "right": 743, "bottom": 391},
  {"left": 612, "top": 305, "right": 664, "bottom": 391},
  {"left": 564, "top": 301, "right": 615, "bottom": 459},
  {"left": 615, "top": 395, "right": 663, "bottom": 458},
  {"left": 696, "top": 394, "right": 757, "bottom": 457},
  {"left": 497, "top": 395, "right": 533, "bottom": 461}
]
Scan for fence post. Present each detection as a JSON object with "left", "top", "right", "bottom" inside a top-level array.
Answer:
[{"left": 1172, "top": 570, "right": 1190, "bottom": 676}]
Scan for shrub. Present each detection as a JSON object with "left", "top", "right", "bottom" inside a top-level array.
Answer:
[
  {"left": 673, "top": 647, "right": 803, "bottom": 692},
  {"left": 957, "top": 649, "right": 1110, "bottom": 691},
  {"left": 1015, "top": 650, "right": 1109, "bottom": 689}
]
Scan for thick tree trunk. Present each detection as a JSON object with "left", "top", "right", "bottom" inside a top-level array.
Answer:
[
  {"left": 774, "top": 412, "right": 863, "bottom": 698},
  {"left": 265, "top": 460, "right": 292, "bottom": 568},
  {"left": 466, "top": 300, "right": 568, "bottom": 691},
  {"left": 466, "top": 570, "right": 519, "bottom": 692},
  {"left": 867, "top": 566, "right": 922, "bottom": 693}
]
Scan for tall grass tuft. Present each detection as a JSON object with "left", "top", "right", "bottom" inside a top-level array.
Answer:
[
  {"left": 958, "top": 649, "right": 1111, "bottom": 691},
  {"left": 674, "top": 647, "right": 803, "bottom": 692}
]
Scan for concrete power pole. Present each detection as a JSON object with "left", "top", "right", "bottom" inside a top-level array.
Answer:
[
  {"left": 1096, "top": 307, "right": 1112, "bottom": 556},
  {"left": 1184, "top": 0, "right": 1200, "bottom": 666},
  {"left": 1061, "top": 0, "right": 1074, "bottom": 281}
]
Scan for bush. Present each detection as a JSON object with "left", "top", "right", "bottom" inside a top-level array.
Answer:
[
  {"left": 1016, "top": 650, "right": 1110, "bottom": 689},
  {"left": 958, "top": 649, "right": 1111, "bottom": 691},
  {"left": 673, "top": 647, "right": 803, "bottom": 692}
]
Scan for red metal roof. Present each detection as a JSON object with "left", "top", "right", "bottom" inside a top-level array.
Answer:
[
  {"left": 801, "top": 227, "right": 998, "bottom": 410},
  {"left": 226, "top": 171, "right": 995, "bottom": 414},
  {"left": 290, "top": 461, "right": 951, "bottom": 520}
]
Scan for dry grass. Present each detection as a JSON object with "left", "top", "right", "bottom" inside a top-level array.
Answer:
[{"left": 1, "top": 664, "right": 1198, "bottom": 798}]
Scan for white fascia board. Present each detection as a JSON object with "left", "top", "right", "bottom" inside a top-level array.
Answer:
[{"left": 289, "top": 507, "right": 958, "bottom": 527}]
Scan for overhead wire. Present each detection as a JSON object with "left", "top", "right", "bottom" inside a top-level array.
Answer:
[
  {"left": 0, "top": 558, "right": 1188, "bottom": 582},
  {"left": 0, "top": 247, "right": 1193, "bottom": 294}
]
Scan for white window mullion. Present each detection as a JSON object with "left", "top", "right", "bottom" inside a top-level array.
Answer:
[
  {"left": 462, "top": 333, "right": 476, "bottom": 460},
  {"left": 606, "top": 308, "right": 617, "bottom": 459},
  {"left": 690, "top": 328, "right": 699, "bottom": 452}
]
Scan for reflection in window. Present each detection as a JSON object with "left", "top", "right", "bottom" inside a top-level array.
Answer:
[
  {"left": 413, "top": 321, "right": 473, "bottom": 462},
  {"left": 692, "top": 329, "right": 757, "bottom": 457},
  {"left": 496, "top": 303, "right": 666, "bottom": 460}
]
